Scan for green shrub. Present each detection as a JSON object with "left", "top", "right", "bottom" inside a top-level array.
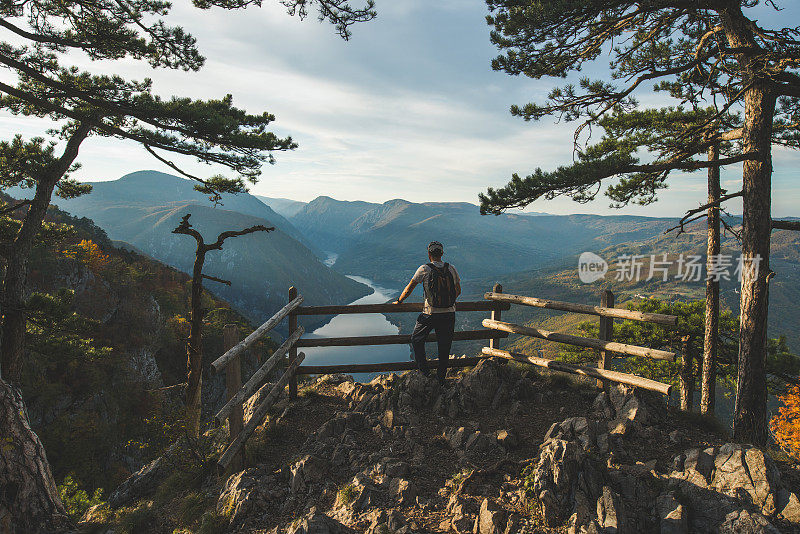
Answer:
[
  {"left": 337, "top": 484, "right": 357, "bottom": 505},
  {"left": 58, "top": 474, "right": 105, "bottom": 521}
]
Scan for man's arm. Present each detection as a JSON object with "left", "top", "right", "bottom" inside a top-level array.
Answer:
[{"left": 393, "top": 280, "right": 418, "bottom": 304}]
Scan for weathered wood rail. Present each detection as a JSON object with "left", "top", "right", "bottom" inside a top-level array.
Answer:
[{"left": 211, "top": 283, "right": 680, "bottom": 473}]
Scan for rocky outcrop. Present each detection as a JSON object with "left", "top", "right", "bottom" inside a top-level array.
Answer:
[
  {"left": 525, "top": 384, "right": 799, "bottom": 534},
  {"left": 204, "top": 364, "right": 799, "bottom": 534}
]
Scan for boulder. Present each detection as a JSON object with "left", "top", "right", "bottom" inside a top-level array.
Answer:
[
  {"left": 460, "top": 359, "right": 502, "bottom": 408},
  {"left": 473, "top": 498, "right": 507, "bottom": 534},
  {"left": 719, "top": 509, "right": 780, "bottom": 534},
  {"left": 656, "top": 493, "right": 687, "bottom": 534},
  {"left": 596, "top": 486, "right": 624, "bottom": 533},
  {"left": 389, "top": 477, "right": 417, "bottom": 506},
  {"left": 287, "top": 508, "right": 352, "bottom": 534},
  {"left": 290, "top": 455, "right": 329, "bottom": 493},
  {"left": 107, "top": 455, "right": 168, "bottom": 508},
  {"left": 495, "top": 429, "right": 518, "bottom": 449},
  {"left": 217, "top": 470, "right": 261, "bottom": 525}
]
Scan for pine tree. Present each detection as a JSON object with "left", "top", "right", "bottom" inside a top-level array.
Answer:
[
  {"left": 479, "top": 0, "right": 800, "bottom": 445},
  {"left": 0, "top": 1, "right": 374, "bottom": 530}
]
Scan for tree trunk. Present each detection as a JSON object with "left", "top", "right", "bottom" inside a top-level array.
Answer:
[
  {"left": 0, "top": 122, "right": 91, "bottom": 382},
  {"left": 0, "top": 378, "right": 72, "bottom": 533},
  {"left": 734, "top": 82, "right": 775, "bottom": 445},
  {"left": 680, "top": 335, "right": 695, "bottom": 411},
  {"left": 186, "top": 247, "right": 206, "bottom": 438},
  {"left": 701, "top": 143, "right": 720, "bottom": 415},
  {"left": 719, "top": 6, "right": 775, "bottom": 446}
]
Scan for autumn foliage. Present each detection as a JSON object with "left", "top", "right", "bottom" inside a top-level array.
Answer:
[
  {"left": 771, "top": 385, "right": 800, "bottom": 462},
  {"left": 63, "top": 239, "right": 111, "bottom": 273}
]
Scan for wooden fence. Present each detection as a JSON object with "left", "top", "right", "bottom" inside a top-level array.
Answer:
[{"left": 210, "top": 284, "right": 679, "bottom": 473}]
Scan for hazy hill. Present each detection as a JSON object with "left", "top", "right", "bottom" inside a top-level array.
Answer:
[
  {"left": 291, "top": 196, "right": 380, "bottom": 252},
  {"left": 36, "top": 172, "right": 369, "bottom": 324},
  {"left": 50, "top": 170, "right": 315, "bottom": 251},
  {"left": 449, "top": 220, "right": 800, "bottom": 354},
  {"left": 255, "top": 195, "right": 307, "bottom": 218},
  {"left": 292, "top": 196, "right": 681, "bottom": 285}
]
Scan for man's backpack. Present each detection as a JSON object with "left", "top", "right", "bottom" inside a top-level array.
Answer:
[{"left": 426, "top": 263, "right": 457, "bottom": 308}]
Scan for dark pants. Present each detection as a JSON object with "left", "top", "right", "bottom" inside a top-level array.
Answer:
[{"left": 410, "top": 312, "right": 455, "bottom": 381}]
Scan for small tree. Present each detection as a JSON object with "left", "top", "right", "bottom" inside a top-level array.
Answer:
[{"left": 172, "top": 213, "right": 272, "bottom": 437}]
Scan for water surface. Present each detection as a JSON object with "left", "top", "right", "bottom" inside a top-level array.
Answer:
[{"left": 301, "top": 275, "right": 411, "bottom": 381}]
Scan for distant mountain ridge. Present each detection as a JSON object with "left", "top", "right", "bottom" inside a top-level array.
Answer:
[
  {"left": 254, "top": 195, "right": 307, "bottom": 219},
  {"left": 32, "top": 171, "right": 369, "bottom": 325},
  {"left": 290, "top": 195, "right": 683, "bottom": 286}
]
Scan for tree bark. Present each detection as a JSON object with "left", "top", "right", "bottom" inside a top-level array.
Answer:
[
  {"left": 0, "top": 378, "right": 72, "bottom": 533},
  {"left": 733, "top": 82, "right": 775, "bottom": 445},
  {"left": 680, "top": 335, "right": 695, "bottom": 412},
  {"left": 701, "top": 143, "right": 720, "bottom": 415},
  {"left": 186, "top": 246, "right": 206, "bottom": 438},
  {"left": 719, "top": 5, "right": 776, "bottom": 446},
  {"left": 0, "top": 122, "right": 92, "bottom": 382}
]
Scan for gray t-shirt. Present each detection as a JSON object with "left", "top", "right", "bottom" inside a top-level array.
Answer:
[{"left": 412, "top": 261, "right": 460, "bottom": 314}]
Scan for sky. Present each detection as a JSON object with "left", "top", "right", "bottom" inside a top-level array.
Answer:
[{"left": 2, "top": 0, "right": 800, "bottom": 217}]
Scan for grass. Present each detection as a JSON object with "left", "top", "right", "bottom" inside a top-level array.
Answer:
[
  {"left": 178, "top": 492, "right": 207, "bottom": 526},
  {"left": 117, "top": 503, "right": 157, "bottom": 534},
  {"left": 337, "top": 483, "right": 357, "bottom": 506}
]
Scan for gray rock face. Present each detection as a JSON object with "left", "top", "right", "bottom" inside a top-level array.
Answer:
[
  {"left": 290, "top": 455, "right": 330, "bottom": 493},
  {"left": 656, "top": 493, "right": 687, "bottom": 534},
  {"left": 287, "top": 508, "right": 352, "bottom": 534},
  {"left": 473, "top": 498, "right": 507, "bottom": 534},
  {"left": 107, "top": 455, "right": 168, "bottom": 508}
]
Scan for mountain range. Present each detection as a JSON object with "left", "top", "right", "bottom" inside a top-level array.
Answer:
[{"left": 24, "top": 171, "right": 370, "bottom": 326}]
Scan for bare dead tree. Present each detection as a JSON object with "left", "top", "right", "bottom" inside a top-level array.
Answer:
[{"left": 172, "top": 213, "right": 272, "bottom": 437}]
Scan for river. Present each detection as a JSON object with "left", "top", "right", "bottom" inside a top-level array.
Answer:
[{"left": 300, "top": 274, "right": 410, "bottom": 382}]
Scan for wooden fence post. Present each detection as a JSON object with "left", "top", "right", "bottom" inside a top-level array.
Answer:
[
  {"left": 223, "top": 324, "right": 244, "bottom": 474},
  {"left": 288, "top": 286, "right": 298, "bottom": 400},
  {"left": 597, "top": 290, "right": 614, "bottom": 389},
  {"left": 489, "top": 284, "right": 503, "bottom": 351}
]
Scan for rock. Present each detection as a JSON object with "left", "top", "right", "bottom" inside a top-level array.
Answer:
[
  {"left": 217, "top": 470, "right": 261, "bottom": 525},
  {"left": 719, "top": 509, "right": 780, "bottom": 534},
  {"left": 290, "top": 455, "right": 329, "bottom": 493},
  {"left": 710, "top": 444, "right": 779, "bottom": 516},
  {"left": 656, "top": 493, "right": 687, "bottom": 534},
  {"left": 389, "top": 477, "right": 417, "bottom": 506},
  {"left": 495, "top": 429, "right": 518, "bottom": 449},
  {"left": 592, "top": 392, "right": 614, "bottom": 419},
  {"left": 446, "top": 495, "right": 476, "bottom": 534},
  {"left": 607, "top": 418, "right": 633, "bottom": 436},
  {"left": 382, "top": 409, "right": 396, "bottom": 428},
  {"left": 534, "top": 438, "right": 584, "bottom": 527},
  {"left": 460, "top": 359, "right": 502, "bottom": 408},
  {"left": 596, "top": 486, "right": 624, "bottom": 533},
  {"left": 287, "top": 508, "right": 352, "bottom": 534},
  {"left": 107, "top": 455, "right": 168, "bottom": 508},
  {"left": 668, "top": 430, "right": 684, "bottom": 444},
  {"left": 464, "top": 431, "right": 497, "bottom": 458},
  {"left": 385, "top": 461, "right": 410, "bottom": 478},
  {"left": 473, "top": 498, "right": 507, "bottom": 534},
  {"left": 779, "top": 491, "right": 800, "bottom": 523}
]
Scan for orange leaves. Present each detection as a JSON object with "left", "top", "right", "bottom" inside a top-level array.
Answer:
[
  {"left": 62, "top": 239, "right": 111, "bottom": 273},
  {"left": 771, "top": 384, "right": 800, "bottom": 461}
]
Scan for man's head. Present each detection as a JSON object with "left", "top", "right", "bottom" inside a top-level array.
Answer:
[{"left": 428, "top": 241, "right": 444, "bottom": 261}]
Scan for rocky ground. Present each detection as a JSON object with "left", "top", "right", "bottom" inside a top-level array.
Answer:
[{"left": 81, "top": 359, "right": 800, "bottom": 533}]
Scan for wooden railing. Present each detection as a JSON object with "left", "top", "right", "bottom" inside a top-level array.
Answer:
[
  {"left": 210, "top": 289, "right": 304, "bottom": 473},
  {"left": 211, "top": 284, "right": 679, "bottom": 473},
  {"left": 480, "top": 290, "right": 678, "bottom": 395},
  {"left": 210, "top": 283, "right": 509, "bottom": 472}
]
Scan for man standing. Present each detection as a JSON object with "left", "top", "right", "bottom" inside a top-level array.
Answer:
[{"left": 393, "top": 241, "right": 461, "bottom": 384}]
